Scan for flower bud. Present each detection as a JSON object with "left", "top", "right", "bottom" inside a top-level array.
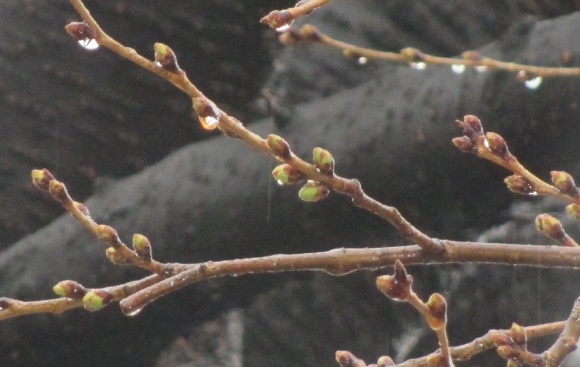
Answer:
[
  {"left": 53, "top": 280, "right": 87, "bottom": 299},
  {"left": 267, "top": 134, "right": 292, "bottom": 160},
  {"left": 192, "top": 96, "right": 221, "bottom": 130},
  {"left": 535, "top": 214, "right": 564, "bottom": 241},
  {"left": 154, "top": 43, "right": 181, "bottom": 73},
  {"left": 299, "top": 24, "right": 322, "bottom": 42},
  {"left": 490, "top": 332, "right": 512, "bottom": 347},
  {"left": 551, "top": 171, "right": 579, "bottom": 196},
  {"left": 73, "top": 201, "right": 91, "bottom": 218},
  {"left": 132, "top": 234, "right": 152, "bottom": 261},
  {"left": 31, "top": 168, "right": 55, "bottom": 191},
  {"left": 335, "top": 351, "right": 366, "bottom": 367},
  {"left": 376, "top": 356, "right": 395, "bottom": 367},
  {"left": 260, "top": 10, "right": 294, "bottom": 31},
  {"left": 83, "top": 289, "right": 113, "bottom": 311},
  {"left": 376, "top": 260, "right": 413, "bottom": 302},
  {"left": 272, "top": 164, "right": 304, "bottom": 184},
  {"left": 96, "top": 225, "right": 121, "bottom": 246},
  {"left": 452, "top": 136, "right": 474, "bottom": 152},
  {"left": 425, "top": 293, "right": 447, "bottom": 331},
  {"left": 504, "top": 175, "right": 536, "bottom": 195},
  {"left": 64, "top": 22, "right": 96, "bottom": 42},
  {"left": 566, "top": 204, "right": 580, "bottom": 220},
  {"left": 486, "top": 132, "right": 511, "bottom": 160},
  {"left": 497, "top": 345, "right": 518, "bottom": 359},
  {"left": 400, "top": 47, "right": 425, "bottom": 63},
  {"left": 48, "top": 180, "right": 70, "bottom": 202},
  {"left": 313, "top": 147, "right": 335, "bottom": 174},
  {"left": 509, "top": 323, "right": 527, "bottom": 347},
  {"left": 298, "top": 180, "right": 329, "bottom": 202},
  {"left": 105, "top": 247, "right": 132, "bottom": 265}
]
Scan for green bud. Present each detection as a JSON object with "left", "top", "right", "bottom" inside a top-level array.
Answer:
[
  {"left": 535, "top": 214, "right": 564, "bottom": 241},
  {"left": 53, "top": 280, "right": 87, "bottom": 299},
  {"left": 105, "top": 247, "right": 132, "bottom": 265},
  {"left": 509, "top": 323, "right": 526, "bottom": 346},
  {"left": 504, "top": 175, "right": 536, "bottom": 195},
  {"left": 154, "top": 42, "right": 181, "bottom": 73},
  {"left": 272, "top": 164, "right": 304, "bottom": 184},
  {"left": 267, "top": 134, "right": 291, "bottom": 160},
  {"left": 31, "top": 168, "right": 55, "bottom": 191},
  {"left": 551, "top": 171, "right": 578, "bottom": 196},
  {"left": 400, "top": 47, "right": 425, "bottom": 62},
  {"left": 298, "top": 181, "right": 329, "bottom": 202},
  {"left": 96, "top": 225, "right": 120, "bottom": 246},
  {"left": 132, "top": 234, "right": 152, "bottom": 261},
  {"left": 376, "top": 260, "right": 412, "bottom": 302},
  {"left": 312, "top": 147, "right": 335, "bottom": 174},
  {"left": 82, "top": 290, "right": 113, "bottom": 311},
  {"left": 376, "top": 356, "right": 395, "bottom": 367}
]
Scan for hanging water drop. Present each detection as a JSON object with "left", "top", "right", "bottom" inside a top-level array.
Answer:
[
  {"left": 199, "top": 116, "right": 219, "bottom": 130},
  {"left": 357, "top": 57, "right": 368, "bottom": 65},
  {"left": 277, "top": 180, "right": 284, "bottom": 186},
  {"left": 475, "top": 65, "right": 487, "bottom": 73},
  {"left": 451, "top": 64, "right": 465, "bottom": 74},
  {"left": 275, "top": 21, "right": 294, "bottom": 33},
  {"left": 524, "top": 76, "right": 542, "bottom": 90},
  {"left": 409, "top": 62, "right": 426, "bottom": 70},
  {"left": 78, "top": 38, "right": 99, "bottom": 51},
  {"left": 121, "top": 302, "right": 144, "bottom": 317}
]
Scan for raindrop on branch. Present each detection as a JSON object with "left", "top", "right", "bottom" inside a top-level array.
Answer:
[
  {"left": 475, "top": 65, "right": 488, "bottom": 73},
  {"left": 357, "top": 57, "right": 368, "bottom": 65},
  {"left": 451, "top": 64, "right": 465, "bottom": 74},
  {"left": 409, "top": 62, "right": 426, "bottom": 70},
  {"left": 78, "top": 38, "right": 99, "bottom": 51},
  {"left": 524, "top": 76, "right": 542, "bottom": 90},
  {"left": 275, "top": 21, "right": 294, "bottom": 33}
]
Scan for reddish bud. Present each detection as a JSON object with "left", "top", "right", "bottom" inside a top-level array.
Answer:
[
  {"left": 267, "top": 134, "right": 292, "bottom": 160},
  {"left": 192, "top": 96, "right": 221, "bottom": 130},
  {"left": 336, "top": 351, "right": 366, "bottom": 367},
  {"left": 31, "top": 168, "right": 55, "bottom": 191},
  {"left": 65, "top": 22, "right": 96, "bottom": 42},
  {"left": 132, "top": 234, "right": 152, "bottom": 261},
  {"left": 452, "top": 136, "right": 474, "bottom": 152},
  {"left": 400, "top": 47, "right": 425, "bottom": 63},
  {"left": 105, "top": 247, "right": 132, "bottom": 265},
  {"left": 491, "top": 332, "right": 513, "bottom": 347},
  {"left": 298, "top": 180, "right": 330, "bottom": 202},
  {"left": 504, "top": 175, "right": 536, "bottom": 195},
  {"left": 260, "top": 10, "right": 294, "bottom": 31},
  {"left": 497, "top": 345, "right": 518, "bottom": 359},
  {"left": 313, "top": 147, "right": 335, "bottom": 175},
  {"left": 376, "top": 356, "right": 395, "bottom": 367},
  {"left": 96, "top": 225, "right": 121, "bottom": 246},
  {"left": 53, "top": 280, "right": 87, "bottom": 299},
  {"left": 272, "top": 164, "right": 304, "bottom": 184},
  {"left": 82, "top": 289, "right": 113, "bottom": 311},
  {"left": 486, "top": 132, "right": 511, "bottom": 160},
  {"left": 154, "top": 43, "right": 182, "bottom": 74},
  {"left": 535, "top": 214, "right": 565, "bottom": 241},
  {"left": 551, "top": 171, "right": 579, "bottom": 196},
  {"left": 48, "top": 180, "right": 70, "bottom": 203},
  {"left": 376, "top": 260, "right": 413, "bottom": 301},
  {"left": 73, "top": 201, "right": 91, "bottom": 218},
  {"left": 509, "top": 323, "right": 527, "bottom": 347},
  {"left": 425, "top": 293, "right": 447, "bottom": 330},
  {"left": 461, "top": 51, "right": 482, "bottom": 61}
]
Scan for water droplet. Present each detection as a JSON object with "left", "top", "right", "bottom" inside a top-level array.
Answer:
[
  {"left": 475, "top": 65, "right": 487, "bottom": 73},
  {"left": 199, "top": 116, "right": 219, "bottom": 130},
  {"left": 275, "top": 21, "right": 294, "bottom": 33},
  {"left": 78, "top": 38, "right": 99, "bottom": 51},
  {"left": 451, "top": 64, "right": 465, "bottom": 74},
  {"left": 122, "top": 304, "right": 144, "bottom": 317},
  {"left": 154, "top": 61, "right": 162, "bottom": 67},
  {"left": 524, "top": 76, "right": 542, "bottom": 90},
  {"left": 409, "top": 62, "right": 426, "bottom": 70},
  {"left": 357, "top": 57, "right": 368, "bottom": 65},
  {"left": 276, "top": 180, "right": 284, "bottom": 186}
]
